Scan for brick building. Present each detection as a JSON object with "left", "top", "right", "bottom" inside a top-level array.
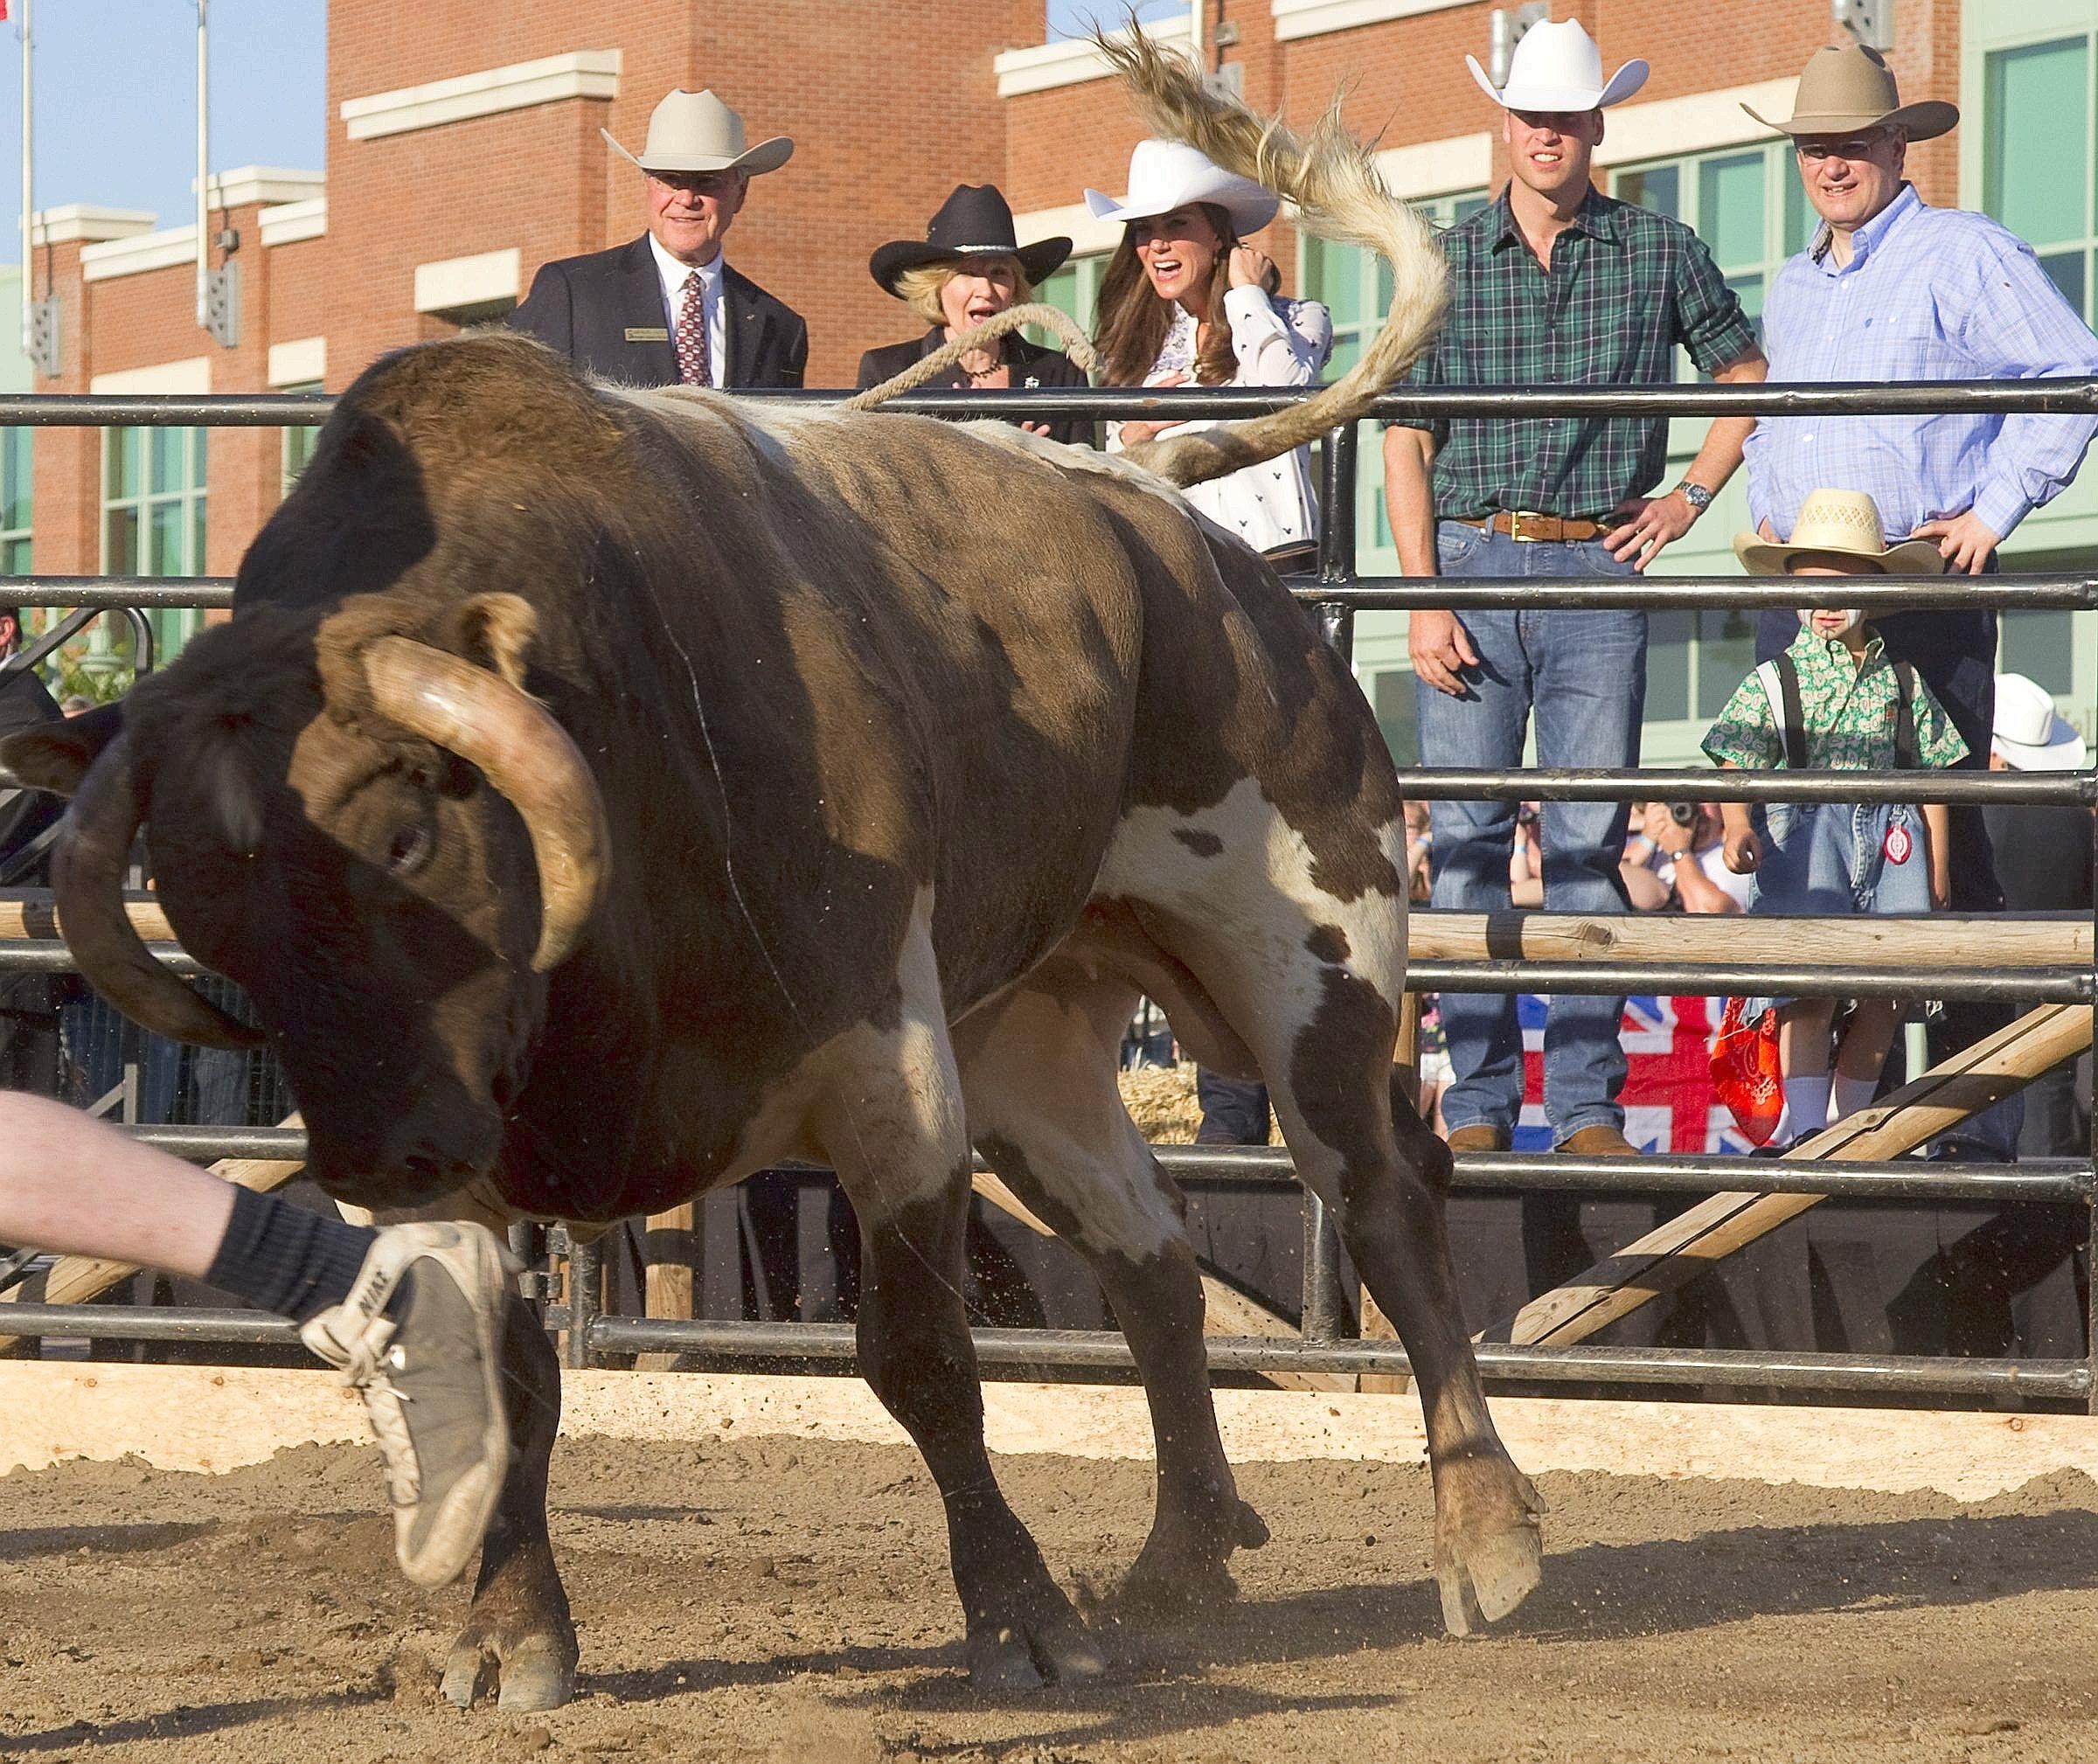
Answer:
[{"left": 5, "top": 0, "right": 2097, "bottom": 757}]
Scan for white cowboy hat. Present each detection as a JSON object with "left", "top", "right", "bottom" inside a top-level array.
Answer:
[
  {"left": 1992, "top": 672, "right": 2088, "bottom": 772},
  {"left": 1084, "top": 139, "right": 1278, "bottom": 235},
  {"left": 603, "top": 88, "right": 793, "bottom": 177},
  {"left": 1733, "top": 488, "right": 1947, "bottom": 577},
  {"left": 1467, "top": 19, "right": 1648, "bottom": 113}
]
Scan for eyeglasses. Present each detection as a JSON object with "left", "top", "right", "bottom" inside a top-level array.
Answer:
[
  {"left": 649, "top": 170, "right": 744, "bottom": 198},
  {"left": 1796, "top": 133, "right": 1894, "bottom": 163}
]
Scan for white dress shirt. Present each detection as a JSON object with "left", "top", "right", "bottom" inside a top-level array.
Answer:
[{"left": 649, "top": 233, "right": 727, "bottom": 389}]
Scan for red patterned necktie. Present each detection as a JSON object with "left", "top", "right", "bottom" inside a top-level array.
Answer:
[{"left": 675, "top": 271, "right": 711, "bottom": 387}]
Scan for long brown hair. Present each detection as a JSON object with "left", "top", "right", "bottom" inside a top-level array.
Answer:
[{"left": 1093, "top": 202, "right": 1245, "bottom": 388}]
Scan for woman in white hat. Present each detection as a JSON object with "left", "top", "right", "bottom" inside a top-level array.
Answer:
[{"left": 1087, "top": 140, "right": 1333, "bottom": 569}]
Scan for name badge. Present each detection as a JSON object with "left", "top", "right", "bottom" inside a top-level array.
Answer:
[{"left": 624, "top": 326, "right": 670, "bottom": 343}]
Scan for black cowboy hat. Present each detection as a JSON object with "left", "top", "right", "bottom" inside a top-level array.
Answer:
[{"left": 870, "top": 184, "right": 1072, "bottom": 295}]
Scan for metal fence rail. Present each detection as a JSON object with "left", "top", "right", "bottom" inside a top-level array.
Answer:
[{"left": 1, "top": 376, "right": 2094, "bottom": 1413}]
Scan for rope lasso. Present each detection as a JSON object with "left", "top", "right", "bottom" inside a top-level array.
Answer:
[{"left": 844, "top": 303, "right": 1099, "bottom": 413}]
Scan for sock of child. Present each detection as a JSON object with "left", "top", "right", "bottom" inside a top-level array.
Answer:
[
  {"left": 1781, "top": 1073, "right": 1831, "bottom": 1142},
  {"left": 1831, "top": 1073, "right": 1880, "bottom": 1122}
]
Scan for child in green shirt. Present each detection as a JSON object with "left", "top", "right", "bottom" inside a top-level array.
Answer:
[{"left": 1703, "top": 490, "right": 1968, "bottom": 1144}]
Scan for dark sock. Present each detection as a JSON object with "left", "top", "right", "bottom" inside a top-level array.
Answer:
[{"left": 205, "top": 1184, "right": 378, "bottom": 1323}]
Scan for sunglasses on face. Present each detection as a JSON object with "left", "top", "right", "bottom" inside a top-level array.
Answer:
[
  {"left": 1796, "top": 134, "right": 1893, "bottom": 163},
  {"left": 650, "top": 171, "right": 742, "bottom": 198}
]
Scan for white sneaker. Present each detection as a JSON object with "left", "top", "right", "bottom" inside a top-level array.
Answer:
[{"left": 300, "top": 1222, "right": 518, "bottom": 1587}]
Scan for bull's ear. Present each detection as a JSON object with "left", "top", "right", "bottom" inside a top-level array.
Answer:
[
  {"left": 453, "top": 593, "right": 538, "bottom": 692},
  {"left": 0, "top": 700, "right": 125, "bottom": 798}
]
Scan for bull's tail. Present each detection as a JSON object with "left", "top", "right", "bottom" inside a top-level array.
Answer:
[{"left": 1099, "top": 30, "right": 1445, "bottom": 490}]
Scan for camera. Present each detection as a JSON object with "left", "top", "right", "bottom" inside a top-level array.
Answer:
[{"left": 1668, "top": 802, "right": 1699, "bottom": 830}]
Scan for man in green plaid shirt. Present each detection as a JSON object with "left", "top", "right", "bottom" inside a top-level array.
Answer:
[{"left": 1382, "top": 20, "right": 1767, "bottom": 1168}]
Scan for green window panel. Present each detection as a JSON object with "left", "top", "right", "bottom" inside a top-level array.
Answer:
[
  {"left": 1299, "top": 188, "right": 1491, "bottom": 571},
  {"left": 102, "top": 426, "right": 209, "bottom": 659},
  {"left": 281, "top": 383, "right": 323, "bottom": 497},
  {"left": 0, "top": 427, "right": 30, "bottom": 573},
  {"left": 1985, "top": 38, "right": 2089, "bottom": 251},
  {"left": 1029, "top": 253, "right": 1107, "bottom": 351}
]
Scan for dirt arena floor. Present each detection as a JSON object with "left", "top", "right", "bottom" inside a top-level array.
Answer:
[{"left": 3, "top": 1435, "right": 2097, "bottom": 1763}]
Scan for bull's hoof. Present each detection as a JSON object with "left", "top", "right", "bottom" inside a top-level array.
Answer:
[
  {"left": 964, "top": 1582, "right": 1106, "bottom": 1690},
  {"left": 1434, "top": 1458, "right": 1544, "bottom": 1638},
  {"left": 1118, "top": 1499, "right": 1268, "bottom": 1615},
  {"left": 439, "top": 1622, "right": 580, "bottom": 1712},
  {"left": 1434, "top": 1511, "right": 1543, "bottom": 1637}
]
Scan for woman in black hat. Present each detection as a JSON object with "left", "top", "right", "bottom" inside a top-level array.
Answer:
[{"left": 858, "top": 184, "right": 1093, "bottom": 446}]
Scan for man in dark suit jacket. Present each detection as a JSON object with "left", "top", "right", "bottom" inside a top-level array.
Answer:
[{"left": 511, "top": 87, "right": 807, "bottom": 389}]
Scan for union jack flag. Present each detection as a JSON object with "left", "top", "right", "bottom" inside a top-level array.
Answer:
[{"left": 1516, "top": 994, "right": 1755, "bottom": 1156}]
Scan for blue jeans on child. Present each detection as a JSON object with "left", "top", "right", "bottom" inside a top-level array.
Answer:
[
  {"left": 1415, "top": 521, "right": 1644, "bottom": 1142},
  {"left": 1740, "top": 799, "right": 1929, "bottom": 1022}
]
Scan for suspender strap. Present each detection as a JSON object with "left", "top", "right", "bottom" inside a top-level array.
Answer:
[
  {"left": 1757, "top": 656, "right": 1809, "bottom": 770},
  {"left": 1892, "top": 659, "right": 1920, "bottom": 770}
]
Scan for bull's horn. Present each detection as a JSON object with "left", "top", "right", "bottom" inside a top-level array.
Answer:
[
  {"left": 362, "top": 636, "right": 610, "bottom": 971},
  {"left": 52, "top": 733, "right": 264, "bottom": 1051}
]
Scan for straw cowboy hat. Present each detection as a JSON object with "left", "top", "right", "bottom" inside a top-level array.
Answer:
[
  {"left": 1466, "top": 18, "right": 1648, "bottom": 113},
  {"left": 1742, "top": 43, "right": 1958, "bottom": 141},
  {"left": 1733, "top": 488, "right": 1948, "bottom": 576},
  {"left": 1084, "top": 139, "right": 1278, "bottom": 235},
  {"left": 870, "top": 185, "right": 1072, "bottom": 295},
  {"left": 1992, "top": 673, "right": 2088, "bottom": 771},
  {"left": 603, "top": 88, "right": 794, "bottom": 177}
]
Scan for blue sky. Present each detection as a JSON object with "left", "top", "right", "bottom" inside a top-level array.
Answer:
[
  {"left": 1047, "top": 3, "right": 1186, "bottom": 40},
  {"left": 1, "top": 1, "right": 325, "bottom": 256}
]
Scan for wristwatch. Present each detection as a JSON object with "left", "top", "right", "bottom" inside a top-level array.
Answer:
[
  {"left": 1675, "top": 479, "right": 1714, "bottom": 516},
  {"left": 1669, "top": 848, "right": 1692, "bottom": 864}
]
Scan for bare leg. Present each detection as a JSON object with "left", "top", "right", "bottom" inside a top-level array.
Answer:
[
  {"left": 0, "top": 1092, "right": 234, "bottom": 1274},
  {"left": 1834, "top": 1000, "right": 1900, "bottom": 1081},
  {"left": 1778, "top": 1000, "right": 1838, "bottom": 1077}
]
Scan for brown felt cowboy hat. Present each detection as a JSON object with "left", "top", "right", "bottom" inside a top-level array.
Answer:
[
  {"left": 1742, "top": 44, "right": 1957, "bottom": 142},
  {"left": 604, "top": 89, "right": 794, "bottom": 177},
  {"left": 869, "top": 185, "right": 1071, "bottom": 295}
]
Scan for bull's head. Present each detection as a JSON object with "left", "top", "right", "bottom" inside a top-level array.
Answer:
[{"left": 0, "top": 591, "right": 611, "bottom": 1206}]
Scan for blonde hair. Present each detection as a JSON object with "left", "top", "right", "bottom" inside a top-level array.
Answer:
[{"left": 891, "top": 256, "right": 1033, "bottom": 328}]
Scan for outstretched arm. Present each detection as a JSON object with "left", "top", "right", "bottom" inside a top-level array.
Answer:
[{"left": 0, "top": 1091, "right": 234, "bottom": 1278}]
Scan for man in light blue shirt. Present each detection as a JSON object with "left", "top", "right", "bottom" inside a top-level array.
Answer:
[{"left": 1743, "top": 42, "right": 2098, "bottom": 1163}]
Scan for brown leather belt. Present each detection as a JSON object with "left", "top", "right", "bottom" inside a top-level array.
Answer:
[{"left": 1455, "top": 510, "right": 1617, "bottom": 543}]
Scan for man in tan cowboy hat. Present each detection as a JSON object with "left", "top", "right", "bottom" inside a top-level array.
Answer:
[
  {"left": 1741, "top": 40, "right": 2098, "bottom": 1162},
  {"left": 511, "top": 88, "right": 806, "bottom": 389}
]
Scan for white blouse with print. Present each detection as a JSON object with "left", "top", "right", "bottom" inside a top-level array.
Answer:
[{"left": 1107, "top": 287, "right": 1334, "bottom": 555}]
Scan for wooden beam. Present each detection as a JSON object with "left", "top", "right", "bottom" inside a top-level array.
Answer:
[
  {"left": 0, "top": 1114, "right": 306, "bottom": 1354},
  {"left": 1407, "top": 909, "right": 2090, "bottom": 969},
  {"left": 0, "top": 890, "right": 174, "bottom": 943},
  {"left": 1489, "top": 1004, "right": 2094, "bottom": 1349},
  {"left": 0, "top": 893, "right": 2084, "bottom": 974}
]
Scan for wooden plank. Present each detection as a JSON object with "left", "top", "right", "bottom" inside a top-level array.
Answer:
[
  {"left": 7, "top": 1363, "right": 2096, "bottom": 1502},
  {"left": 1490, "top": 1004, "right": 2095, "bottom": 1349},
  {"left": 0, "top": 893, "right": 2082, "bottom": 973},
  {"left": 0, "top": 1113, "right": 306, "bottom": 1354},
  {"left": 1407, "top": 909, "right": 2089, "bottom": 969},
  {"left": 0, "top": 891, "right": 174, "bottom": 943},
  {"left": 635, "top": 1203, "right": 698, "bottom": 1372}
]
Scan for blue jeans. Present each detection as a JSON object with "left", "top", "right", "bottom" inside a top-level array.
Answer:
[{"left": 1417, "top": 521, "right": 1645, "bottom": 1142}]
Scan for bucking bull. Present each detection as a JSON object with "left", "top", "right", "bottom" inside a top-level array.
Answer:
[{"left": 1, "top": 40, "right": 1542, "bottom": 1708}]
